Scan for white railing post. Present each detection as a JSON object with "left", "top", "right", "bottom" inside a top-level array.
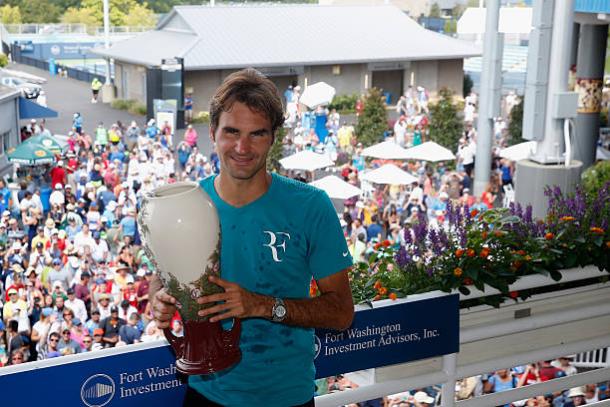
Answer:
[{"left": 441, "top": 353, "right": 457, "bottom": 407}]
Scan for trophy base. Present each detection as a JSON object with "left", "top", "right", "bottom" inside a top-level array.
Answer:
[{"left": 164, "top": 319, "right": 242, "bottom": 376}]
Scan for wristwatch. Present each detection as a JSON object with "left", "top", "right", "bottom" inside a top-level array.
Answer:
[{"left": 271, "top": 297, "right": 287, "bottom": 322}]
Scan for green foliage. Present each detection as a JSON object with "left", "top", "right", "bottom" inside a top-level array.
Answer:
[
  {"left": 0, "top": 5, "right": 21, "bottom": 24},
  {"left": 79, "top": 0, "right": 155, "bottom": 26},
  {"left": 19, "top": 0, "right": 61, "bottom": 23},
  {"left": 581, "top": 161, "right": 610, "bottom": 198},
  {"left": 601, "top": 109, "right": 608, "bottom": 127},
  {"left": 463, "top": 73, "right": 473, "bottom": 98},
  {"left": 123, "top": 2, "right": 157, "bottom": 27},
  {"left": 191, "top": 111, "right": 210, "bottom": 124},
  {"left": 0, "top": 54, "right": 8, "bottom": 68},
  {"left": 61, "top": 7, "right": 98, "bottom": 26},
  {"left": 110, "top": 99, "right": 146, "bottom": 116},
  {"left": 266, "top": 127, "right": 285, "bottom": 173},
  {"left": 443, "top": 19, "right": 457, "bottom": 33},
  {"left": 355, "top": 87, "right": 388, "bottom": 147},
  {"left": 507, "top": 96, "right": 525, "bottom": 146},
  {"left": 328, "top": 93, "right": 358, "bottom": 113},
  {"left": 429, "top": 2, "right": 441, "bottom": 17},
  {"left": 428, "top": 88, "right": 462, "bottom": 152}
]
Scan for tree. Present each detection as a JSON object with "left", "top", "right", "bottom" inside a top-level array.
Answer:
[
  {"left": 0, "top": 5, "right": 21, "bottom": 24},
  {"left": 428, "top": 88, "right": 463, "bottom": 152},
  {"left": 355, "top": 88, "right": 388, "bottom": 147},
  {"left": 61, "top": 7, "right": 98, "bottom": 26},
  {"left": 19, "top": 0, "right": 61, "bottom": 23},
  {"left": 80, "top": 0, "right": 137, "bottom": 26},
  {"left": 267, "top": 127, "right": 285, "bottom": 173},
  {"left": 429, "top": 3, "right": 441, "bottom": 18},
  {"left": 507, "top": 97, "right": 525, "bottom": 146},
  {"left": 123, "top": 3, "right": 157, "bottom": 27},
  {"left": 463, "top": 73, "right": 473, "bottom": 98}
]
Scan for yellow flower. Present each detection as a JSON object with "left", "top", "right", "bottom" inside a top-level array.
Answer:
[
  {"left": 590, "top": 227, "right": 605, "bottom": 235},
  {"left": 453, "top": 267, "right": 463, "bottom": 277},
  {"left": 560, "top": 216, "right": 575, "bottom": 222}
]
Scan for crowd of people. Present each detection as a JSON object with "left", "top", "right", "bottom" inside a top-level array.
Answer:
[{"left": 1, "top": 113, "right": 194, "bottom": 367}]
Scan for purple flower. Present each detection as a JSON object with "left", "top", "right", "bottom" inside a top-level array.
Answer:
[{"left": 395, "top": 246, "right": 412, "bottom": 269}]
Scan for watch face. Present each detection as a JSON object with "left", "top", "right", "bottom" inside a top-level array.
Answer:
[{"left": 275, "top": 305, "right": 286, "bottom": 318}]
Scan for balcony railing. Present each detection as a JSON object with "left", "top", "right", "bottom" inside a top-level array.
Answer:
[{"left": 3, "top": 24, "right": 152, "bottom": 36}]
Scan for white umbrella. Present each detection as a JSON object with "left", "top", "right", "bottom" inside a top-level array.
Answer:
[
  {"left": 309, "top": 175, "right": 362, "bottom": 200},
  {"left": 361, "top": 140, "right": 410, "bottom": 160},
  {"left": 360, "top": 164, "right": 418, "bottom": 185},
  {"left": 500, "top": 141, "right": 537, "bottom": 162},
  {"left": 597, "top": 146, "right": 610, "bottom": 161},
  {"left": 279, "top": 150, "right": 334, "bottom": 172},
  {"left": 404, "top": 141, "right": 456, "bottom": 162},
  {"left": 299, "top": 82, "right": 336, "bottom": 109}
]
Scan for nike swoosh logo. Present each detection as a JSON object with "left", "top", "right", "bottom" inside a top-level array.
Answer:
[{"left": 343, "top": 251, "right": 349, "bottom": 257}]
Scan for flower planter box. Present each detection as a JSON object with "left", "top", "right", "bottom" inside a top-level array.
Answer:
[{"left": 353, "top": 266, "right": 610, "bottom": 384}]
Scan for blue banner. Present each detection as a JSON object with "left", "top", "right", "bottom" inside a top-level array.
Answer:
[
  {"left": 314, "top": 294, "right": 460, "bottom": 378},
  {"left": 0, "top": 343, "right": 187, "bottom": 406},
  {"left": 0, "top": 294, "right": 458, "bottom": 404}
]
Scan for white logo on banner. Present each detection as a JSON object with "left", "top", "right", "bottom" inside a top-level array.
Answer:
[
  {"left": 314, "top": 335, "right": 322, "bottom": 359},
  {"left": 81, "top": 374, "right": 115, "bottom": 407}
]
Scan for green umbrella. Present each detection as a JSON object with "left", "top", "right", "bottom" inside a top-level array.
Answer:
[
  {"left": 7, "top": 142, "right": 56, "bottom": 166},
  {"left": 22, "top": 134, "right": 63, "bottom": 155}
]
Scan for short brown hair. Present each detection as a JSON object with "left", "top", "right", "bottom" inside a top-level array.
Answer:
[{"left": 210, "top": 68, "right": 284, "bottom": 135}]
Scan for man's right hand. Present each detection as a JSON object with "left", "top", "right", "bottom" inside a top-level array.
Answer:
[{"left": 152, "top": 289, "right": 177, "bottom": 329}]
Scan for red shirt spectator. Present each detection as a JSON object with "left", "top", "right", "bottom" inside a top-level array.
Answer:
[{"left": 50, "top": 162, "right": 67, "bottom": 188}]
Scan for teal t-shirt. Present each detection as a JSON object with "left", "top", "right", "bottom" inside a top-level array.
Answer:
[{"left": 191, "top": 173, "right": 352, "bottom": 406}]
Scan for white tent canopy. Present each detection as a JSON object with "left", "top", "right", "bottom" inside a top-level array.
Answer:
[
  {"left": 279, "top": 150, "right": 334, "bottom": 172},
  {"left": 309, "top": 176, "right": 362, "bottom": 200},
  {"left": 361, "top": 140, "right": 410, "bottom": 160},
  {"left": 360, "top": 164, "right": 418, "bottom": 185},
  {"left": 597, "top": 146, "right": 610, "bottom": 161},
  {"left": 500, "top": 141, "right": 537, "bottom": 162},
  {"left": 299, "top": 82, "right": 336, "bottom": 109},
  {"left": 404, "top": 141, "right": 456, "bottom": 162}
]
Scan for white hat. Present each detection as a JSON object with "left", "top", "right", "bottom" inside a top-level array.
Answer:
[
  {"left": 2, "top": 210, "right": 10, "bottom": 216},
  {"left": 148, "top": 119, "right": 155, "bottom": 126},
  {"left": 107, "top": 201, "right": 117, "bottom": 211},
  {"left": 11, "top": 241, "right": 22, "bottom": 250},
  {"left": 54, "top": 183, "right": 63, "bottom": 190},
  {"left": 413, "top": 391, "right": 434, "bottom": 404},
  {"left": 568, "top": 387, "right": 585, "bottom": 398},
  {"left": 65, "top": 184, "right": 72, "bottom": 189},
  {"left": 57, "top": 160, "right": 64, "bottom": 167},
  {"left": 53, "top": 280, "right": 63, "bottom": 289},
  {"left": 439, "top": 192, "right": 449, "bottom": 200}
]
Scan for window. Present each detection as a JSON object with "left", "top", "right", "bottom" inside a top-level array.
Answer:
[{"left": 0, "top": 131, "right": 10, "bottom": 156}]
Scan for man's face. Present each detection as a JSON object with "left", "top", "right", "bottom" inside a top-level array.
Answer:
[
  {"left": 211, "top": 101, "right": 273, "bottom": 181},
  {"left": 49, "top": 335, "right": 59, "bottom": 349}
]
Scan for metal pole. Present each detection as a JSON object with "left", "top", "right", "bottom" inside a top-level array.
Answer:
[
  {"left": 473, "top": 0, "right": 500, "bottom": 196},
  {"left": 103, "top": 0, "right": 111, "bottom": 85},
  {"left": 441, "top": 353, "right": 457, "bottom": 407},
  {"left": 530, "top": 0, "right": 575, "bottom": 163}
]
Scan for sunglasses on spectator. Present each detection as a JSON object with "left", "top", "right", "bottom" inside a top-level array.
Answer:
[
  {"left": 12, "top": 355, "right": 23, "bottom": 360},
  {"left": 49, "top": 338, "right": 58, "bottom": 342},
  {"left": 83, "top": 340, "right": 92, "bottom": 344},
  {"left": 9, "top": 293, "right": 17, "bottom": 296},
  {"left": 62, "top": 331, "right": 71, "bottom": 335}
]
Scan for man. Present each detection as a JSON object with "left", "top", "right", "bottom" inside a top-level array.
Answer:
[
  {"left": 91, "top": 77, "right": 102, "bottom": 103},
  {"left": 3, "top": 288, "right": 27, "bottom": 324},
  {"left": 118, "top": 312, "right": 141, "bottom": 344},
  {"left": 151, "top": 69, "right": 354, "bottom": 406},
  {"left": 57, "top": 328, "right": 82, "bottom": 355},
  {"left": 100, "top": 305, "right": 126, "bottom": 348},
  {"left": 65, "top": 287, "right": 88, "bottom": 323}
]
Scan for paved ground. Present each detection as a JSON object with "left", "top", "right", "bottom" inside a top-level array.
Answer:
[{"left": 11, "top": 61, "right": 213, "bottom": 155}]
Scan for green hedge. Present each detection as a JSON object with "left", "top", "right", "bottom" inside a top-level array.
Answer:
[
  {"left": 329, "top": 93, "right": 358, "bottom": 113},
  {"left": 111, "top": 99, "right": 146, "bottom": 116}
]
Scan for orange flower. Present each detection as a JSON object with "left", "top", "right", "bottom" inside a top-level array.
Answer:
[
  {"left": 480, "top": 247, "right": 490, "bottom": 258},
  {"left": 524, "top": 255, "right": 532, "bottom": 262},
  {"left": 453, "top": 267, "right": 463, "bottom": 277},
  {"left": 509, "top": 291, "right": 519, "bottom": 299},
  {"left": 373, "top": 280, "right": 382, "bottom": 290},
  {"left": 374, "top": 243, "right": 382, "bottom": 250},
  {"left": 455, "top": 248, "right": 465, "bottom": 258},
  {"left": 590, "top": 227, "right": 605, "bottom": 235},
  {"left": 470, "top": 209, "right": 479, "bottom": 217},
  {"left": 494, "top": 230, "right": 503, "bottom": 237},
  {"left": 466, "top": 248, "right": 476, "bottom": 258},
  {"left": 513, "top": 260, "right": 523, "bottom": 269},
  {"left": 309, "top": 279, "right": 319, "bottom": 297},
  {"left": 389, "top": 292, "right": 397, "bottom": 301},
  {"left": 560, "top": 216, "right": 575, "bottom": 222},
  {"left": 463, "top": 277, "right": 474, "bottom": 286},
  {"left": 516, "top": 250, "right": 526, "bottom": 256},
  {"left": 382, "top": 240, "right": 391, "bottom": 247},
  {"left": 373, "top": 294, "right": 381, "bottom": 301},
  {"left": 606, "top": 241, "right": 610, "bottom": 249},
  {"left": 378, "top": 287, "right": 388, "bottom": 295},
  {"left": 482, "top": 231, "right": 488, "bottom": 239},
  {"left": 545, "top": 232, "right": 555, "bottom": 240}
]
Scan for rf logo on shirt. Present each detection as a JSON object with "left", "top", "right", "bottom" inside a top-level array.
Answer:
[{"left": 262, "top": 231, "right": 291, "bottom": 262}]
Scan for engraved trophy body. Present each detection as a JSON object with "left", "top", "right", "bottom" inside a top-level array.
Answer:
[{"left": 138, "top": 181, "right": 241, "bottom": 375}]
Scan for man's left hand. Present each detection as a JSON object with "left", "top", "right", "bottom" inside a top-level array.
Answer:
[{"left": 197, "top": 276, "right": 268, "bottom": 322}]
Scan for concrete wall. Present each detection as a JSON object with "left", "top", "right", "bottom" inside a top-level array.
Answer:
[
  {"left": 304, "top": 64, "right": 367, "bottom": 97},
  {"left": 185, "top": 70, "right": 223, "bottom": 113},
  {"left": 115, "top": 62, "right": 146, "bottom": 103},
  {"left": 437, "top": 59, "right": 464, "bottom": 97},
  {"left": 0, "top": 96, "right": 20, "bottom": 176}
]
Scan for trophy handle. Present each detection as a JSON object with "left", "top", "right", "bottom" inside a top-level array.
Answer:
[
  {"left": 223, "top": 318, "right": 241, "bottom": 343},
  {"left": 163, "top": 327, "right": 185, "bottom": 358}
]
